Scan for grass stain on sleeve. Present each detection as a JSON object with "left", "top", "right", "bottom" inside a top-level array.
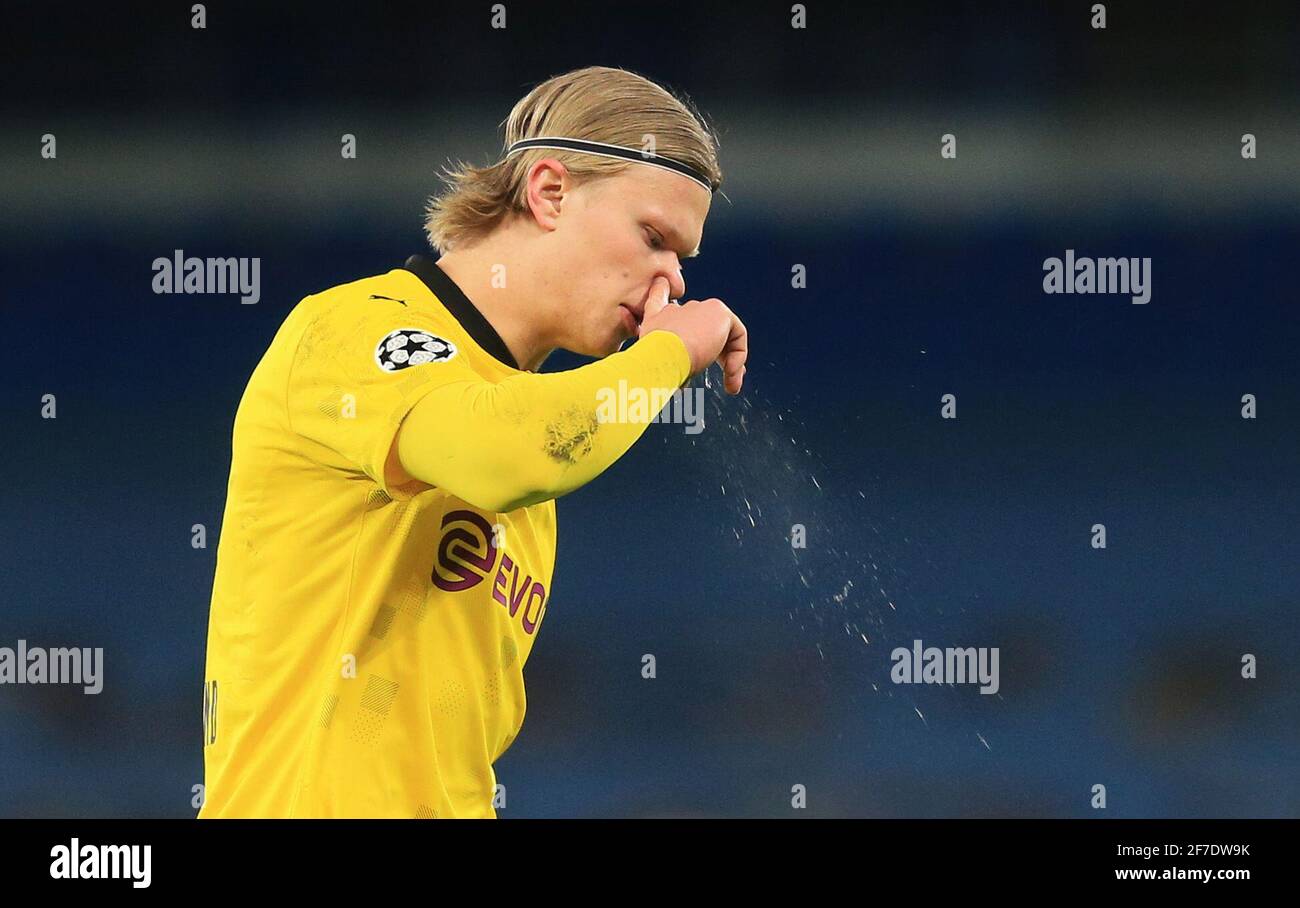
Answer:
[{"left": 543, "top": 406, "right": 599, "bottom": 464}]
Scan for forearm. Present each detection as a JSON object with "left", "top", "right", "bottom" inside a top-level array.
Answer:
[{"left": 397, "top": 330, "right": 692, "bottom": 511}]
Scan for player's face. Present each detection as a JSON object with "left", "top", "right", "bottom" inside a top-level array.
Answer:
[{"left": 553, "top": 165, "right": 711, "bottom": 357}]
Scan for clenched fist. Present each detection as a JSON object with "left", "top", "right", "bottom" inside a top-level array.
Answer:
[{"left": 637, "top": 275, "right": 747, "bottom": 394}]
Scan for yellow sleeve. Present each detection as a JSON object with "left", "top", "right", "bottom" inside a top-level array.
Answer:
[
  {"left": 286, "top": 297, "right": 484, "bottom": 498},
  {"left": 396, "top": 330, "right": 692, "bottom": 512}
]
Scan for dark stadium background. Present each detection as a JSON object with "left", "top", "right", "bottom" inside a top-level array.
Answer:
[{"left": 1, "top": 1, "right": 1296, "bottom": 817}]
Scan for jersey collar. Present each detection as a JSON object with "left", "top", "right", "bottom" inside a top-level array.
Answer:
[{"left": 403, "top": 254, "right": 520, "bottom": 371}]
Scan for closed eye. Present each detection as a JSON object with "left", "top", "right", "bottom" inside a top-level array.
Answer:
[{"left": 645, "top": 222, "right": 702, "bottom": 259}]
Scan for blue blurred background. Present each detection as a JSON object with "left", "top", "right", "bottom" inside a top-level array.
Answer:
[{"left": 1, "top": 0, "right": 1297, "bottom": 817}]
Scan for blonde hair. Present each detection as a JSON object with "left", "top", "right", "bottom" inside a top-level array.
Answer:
[{"left": 424, "top": 66, "right": 722, "bottom": 253}]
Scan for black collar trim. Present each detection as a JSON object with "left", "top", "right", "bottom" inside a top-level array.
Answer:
[{"left": 403, "top": 254, "right": 519, "bottom": 370}]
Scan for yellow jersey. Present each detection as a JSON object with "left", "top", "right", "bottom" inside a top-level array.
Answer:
[{"left": 199, "top": 254, "right": 690, "bottom": 818}]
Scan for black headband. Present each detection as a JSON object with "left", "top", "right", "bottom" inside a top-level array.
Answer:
[{"left": 503, "top": 137, "right": 715, "bottom": 193}]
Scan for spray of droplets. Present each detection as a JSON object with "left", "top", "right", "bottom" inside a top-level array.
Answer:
[{"left": 676, "top": 366, "right": 993, "bottom": 750}]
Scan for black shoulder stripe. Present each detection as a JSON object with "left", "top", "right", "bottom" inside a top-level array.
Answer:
[{"left": 402, "top": 254, "right": 519, "bottom": 370}]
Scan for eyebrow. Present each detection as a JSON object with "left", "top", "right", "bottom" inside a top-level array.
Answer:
[{"left": 661, "top": 222, "right": 701, "bottom": 259}]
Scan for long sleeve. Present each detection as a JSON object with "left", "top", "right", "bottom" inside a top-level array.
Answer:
[{"left": 396, "top": 330, "right": 692, "bottom": 512}]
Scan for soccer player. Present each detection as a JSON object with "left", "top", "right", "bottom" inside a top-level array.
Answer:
[{"left": 198, "top": 66, "right": 747, "bottom": 818}]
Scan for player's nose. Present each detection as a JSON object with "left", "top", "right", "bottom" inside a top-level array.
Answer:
[{"left": 664, "top": 265, "right": 686, "bottom": 302}]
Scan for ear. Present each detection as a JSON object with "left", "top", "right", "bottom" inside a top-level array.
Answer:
[{"left": 524, "top": 157, "right": 569, "bottom": 232}]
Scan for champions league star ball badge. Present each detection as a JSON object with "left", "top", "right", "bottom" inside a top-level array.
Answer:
[{"left": 375, "top": 329, "right": 458, "bottom": 371}]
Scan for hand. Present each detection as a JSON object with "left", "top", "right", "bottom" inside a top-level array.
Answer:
[{"left": 638, "top": 277, "right": 748, "bottom": 394}]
